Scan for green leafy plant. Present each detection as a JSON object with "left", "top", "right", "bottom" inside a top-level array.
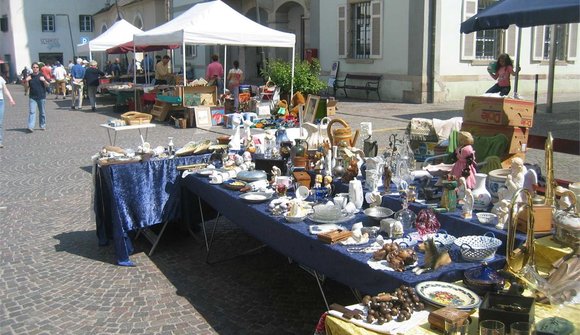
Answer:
[{"left": 261, "top": 58, "right": 326, "bottom": 97}]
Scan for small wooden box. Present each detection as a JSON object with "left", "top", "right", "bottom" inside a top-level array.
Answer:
[
  {"left": 517, "top": 204, "right": 553, "bottom": 234},
  {"left": 428, "top": 307, "right": 470, "bottom": 332},
  {"left": 292, "top": 171, "right": 312, "bottom": 189}
]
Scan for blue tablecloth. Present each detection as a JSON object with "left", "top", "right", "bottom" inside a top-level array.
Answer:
[
  {"left": 183, "top": 174, "right": 527, "bottom": 295},
  {"left": 94, "top": 154, "right": 210, "bottom": 266}
]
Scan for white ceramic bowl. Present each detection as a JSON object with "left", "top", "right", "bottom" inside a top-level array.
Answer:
[
  {"left": 476, "top": 212, "right": 498, "bottom": 225},
  {"left": 312, "top": 204, "right": 342, "bottom": 221},
  {"left": 284, "top": 214, "right": 307, "bottom": 223}
]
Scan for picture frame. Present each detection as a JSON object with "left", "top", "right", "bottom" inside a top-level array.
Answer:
[
  {"left": 194, "top": 106, "right": 212, "bottom": 127},
  {"left": 303, "top": 94, "right": 320, "bottom": 123}
]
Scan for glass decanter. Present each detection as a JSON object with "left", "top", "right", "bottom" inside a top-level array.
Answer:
[{"left": 395, "top": 196, "right": 416, "bottom": 232}]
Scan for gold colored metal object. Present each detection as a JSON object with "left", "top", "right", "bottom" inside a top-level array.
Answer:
[
  {"left": 544, "top": 132, "right": 555, "bottom": 206},
  {"left": 506, "top": 188, "right": 535, "bottom": 275}
]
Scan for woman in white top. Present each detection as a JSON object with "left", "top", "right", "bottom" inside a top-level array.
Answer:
[
  {"left": 0, "top": 75, "right": 16, "bottom": 148},
  {"left": 227, "top": 60, "right": 244, "bottom": 112}
]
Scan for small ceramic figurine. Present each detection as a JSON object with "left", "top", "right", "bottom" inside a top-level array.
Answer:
[
  {"left": 365, "top": 191, "right": 382, "bottom": 208},
  {"left": 271, "top": 166, "right": 282, "bottom": 185},
  {"left": 342, "top": 158, "right": 359, "bottom": 183},
  {"left": 497, "top": 157, "right": 527, "bottom": 203},
  {"left": 323, "top": 175, "right": 333, "bottom": 194},
  {"left": 456, "top": 176, "right": 467, "bottom": 205},
  {"left": 229, "top": 115, "right": 242, "bottom": 151},
  {"left": 314, "top": 174, "right": 323, "bottom": 189},
  {"left": 462, "top": 188, "right": 474, "bottom": 219},
  {"left": 450, "top": 131, "right": 477, "bottom": 189},
  {"left": 494, "top": 199, "right": 510, "bottom": 230},
  {"left": 389, "top": 220, "right": 404, "bottom": 239}
]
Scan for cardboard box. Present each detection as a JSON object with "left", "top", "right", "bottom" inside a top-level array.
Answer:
[
  {"left": 463, "top": 96, "right": 534, "bottom": 128},
  {"left": 326, "top": 99, "right": 337, "bottom": 116},
  {"left": 461, "top": 121, "right": 529, "bottom": 154},
  {"left": 179, "top": 86, "right": 217, "bottom": 106}
]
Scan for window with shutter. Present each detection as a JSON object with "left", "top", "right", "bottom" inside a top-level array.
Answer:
[
  {"left": 461, "top": 0, "right": 477, "bottom": 61},
  {"left": 370, "top": 0, "right": 382, "bottom": 59},
  {"left": 567, "top": 23, "right": 577, "bottom": 61},
  {"left": 338, "top": 5, "right": 347, "bottom": 58},
  {"left": 532, "top": 26, "right": 545, "bottom": 61}
]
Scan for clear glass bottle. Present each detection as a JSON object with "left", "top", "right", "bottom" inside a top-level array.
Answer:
[
  {"left": 395, "top": 197, "right": 416, "bottom": 232},
  {"left": 168, "top": 137, "right": 175, "bottom": 155}
]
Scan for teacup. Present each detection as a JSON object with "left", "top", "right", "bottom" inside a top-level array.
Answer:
[
  {"left": 333, "top": 195, "right": 348, "bottom": 209},
  {"left": 210, "top": 174, "right": 223, "bottom": 184}
]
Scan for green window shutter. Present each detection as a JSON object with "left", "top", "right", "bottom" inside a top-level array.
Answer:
[
  {"left": 461, "top": 0, "right": 478, "bottom": 61},
  {"left": 567, "top": 23, "right": 578, "bottom": 61},
  {"left": 370, "top": 0, "right": 382, "bottom": 59},
  {"left": 338, "top": 4, "right": 347, "bottom": 58}
]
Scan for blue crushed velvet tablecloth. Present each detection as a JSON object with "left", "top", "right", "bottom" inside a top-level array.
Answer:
[
  {"left": 183, "top": 174, "right": 527, "bottom": 295},
  {"left": 94, "top": 154, "right": 210, "bottom": 266}
]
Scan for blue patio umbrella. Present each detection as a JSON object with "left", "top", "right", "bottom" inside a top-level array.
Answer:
[
  {"left": 460, "top": 0, "right": 580, "bottom": 34},
  {"left": 460, "top": 0, "right": 580, "bottom": 112}
]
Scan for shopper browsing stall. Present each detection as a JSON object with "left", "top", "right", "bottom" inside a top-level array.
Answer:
[
  {"left": 227, "top": 60, "right": 244, "bottom": 112},
  {"left": 70, "top": 58, "right": 86, "bottom": 110},
  {"left": 84, "top": 60, "right": 105, "bottom": 112},
  {"left": 205, "top": 54, "right": 224, "bottom": 94}
]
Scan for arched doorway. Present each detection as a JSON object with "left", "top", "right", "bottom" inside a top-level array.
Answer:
[{"left": 274, "top": 1, "right": 305, "bottom": 61}]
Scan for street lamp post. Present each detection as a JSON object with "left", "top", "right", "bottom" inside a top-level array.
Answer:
[{"left": 55, "top": 14, "right": 75, "bottom": 61}]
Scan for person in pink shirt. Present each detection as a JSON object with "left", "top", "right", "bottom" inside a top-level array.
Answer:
[
  {"left": 205, "top": 54, "right": 224, "bottom": 94},
  {"left": 486, "top": 53, "right": 520, "bottom": 96}
]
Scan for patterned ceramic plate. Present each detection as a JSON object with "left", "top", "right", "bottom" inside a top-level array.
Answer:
[{"left": 415, "top": 281, "right": 480, "bottom": 310}]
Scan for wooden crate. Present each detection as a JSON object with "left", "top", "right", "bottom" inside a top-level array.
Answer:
[{"left": 151, "top": 101, "right": 170, "bottom": 121}]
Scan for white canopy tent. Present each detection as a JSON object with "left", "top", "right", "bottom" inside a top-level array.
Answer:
[
  {"left": 132, "top": 0, "right": 296, "bottom": 97},
  {"left": 77, "top": 19, "right": 144, "bottom": 61}
]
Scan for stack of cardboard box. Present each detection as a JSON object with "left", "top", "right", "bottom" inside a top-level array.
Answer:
[{"left": 461, "top": 96, "right": 534, "bottom": 168}]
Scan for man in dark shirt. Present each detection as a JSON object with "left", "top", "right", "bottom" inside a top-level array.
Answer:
[
  {"left": 84, "top": 60, "right": 105, "bottom": 112},
  {"left": 25, "top": 62, "right": 49, "bottom": 132}
]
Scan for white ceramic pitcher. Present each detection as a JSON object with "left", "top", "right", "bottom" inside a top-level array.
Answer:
[{"left": 349, "top": 179, "right": 364, "bottom": 210}]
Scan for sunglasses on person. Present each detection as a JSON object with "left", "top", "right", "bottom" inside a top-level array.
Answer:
[{"left": 32, "top": 66, "right": 39, "bottom": 68}]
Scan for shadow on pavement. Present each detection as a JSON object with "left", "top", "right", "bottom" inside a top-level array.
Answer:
[
  {"left": 53, "top": 230, "right": 125, "bottom": 265},
  {"left": 148, "top": 221, "right": 355, "bottom": 334}
]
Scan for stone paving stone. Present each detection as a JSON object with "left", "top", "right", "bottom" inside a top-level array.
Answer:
[{"left": 0, "top": 83, "right": 578, "bottom": 334}]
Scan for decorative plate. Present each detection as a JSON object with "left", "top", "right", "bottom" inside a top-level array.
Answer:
[
  {"left": 222, "top": 179, "right": 247, "bottom": 191},
  {"left": 415, "top": 281, "right": 481, "bottom": 310},
  {"left": 307, "top": 213, "right": 356, "bottom": 225},
  {"left": 239, "top": 192, "right": 273, "bottom": 204}
]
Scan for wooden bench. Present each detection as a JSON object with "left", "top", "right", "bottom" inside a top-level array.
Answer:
[{"left": 334, "top": 74, "right": 382, "bottom": 100}]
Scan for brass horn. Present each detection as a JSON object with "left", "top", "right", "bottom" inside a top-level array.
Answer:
[
  {"left": 544, "top": 132, "right": 555, "bottom": 206},
  {"left": 506, "top": 188, "right": 535, "bottom": 275}
]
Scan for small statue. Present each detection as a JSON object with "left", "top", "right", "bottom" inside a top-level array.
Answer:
[
  {"left": 440, "top": 178, "right": 458, "bottom": 212},
  {"left": 383, "top": 165, "right": 393, "bottom": 193},
  {"left": 494, "top": 199, "right": 510, "bottom": 230},
  {"left": 271, "top": 166, "right": 282, "bottom": 185},
  {"left": 229, "top": 115, "right": 242, "bottom": 151},
  {"left": 498, "top": 157, "right": 527, "bottom": 203},
  {"left": 313, "top": 158, "right": 325, "bottom": 175},
  {"left": 456, "top": 176, "right": 467, "bottom": 205},
  {"left": 462, "top": 188, "right": 474, "bottom": 219},
  {"left": 365, "top": 191, "right": 382, "bottom": 207},
  {"left": 389, "top": 220, "right": 404, "bottom": 239},
  {"left": 314, "top": 174, "right": 323, "bottom": 189},
  {"left": 323, "top": 175, "right": 333, "bottom": 194},
  {"left": 341, "top": 158, "right": 359, "bottom": 183}
]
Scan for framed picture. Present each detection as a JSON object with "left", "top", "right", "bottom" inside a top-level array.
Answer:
[
  {"left": 194, "top": 106, "right": 212, "bottom": 127},
  {"left": 303, "top": 94, "right": 320, "bottom": 123}
]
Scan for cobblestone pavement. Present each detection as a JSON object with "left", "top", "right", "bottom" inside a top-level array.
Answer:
[{"left": 0, "top": 84, "right": 578, "bottom": 335}]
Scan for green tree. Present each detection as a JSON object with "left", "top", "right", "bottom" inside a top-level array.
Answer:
[{"left": 261, "top": 58, "right": 326, "bottom": 97}]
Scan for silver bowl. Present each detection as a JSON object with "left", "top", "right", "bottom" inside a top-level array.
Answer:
[{"left": 364, "top": 206, "right": 394, "bottom": 221}]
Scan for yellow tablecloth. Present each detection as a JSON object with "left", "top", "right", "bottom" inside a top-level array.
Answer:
[
  {"left": 325, "top": 303, "right": 580, "bottom": 335},
  {"left": 534, "top": 235, "right": 574, "bottom": 275}
]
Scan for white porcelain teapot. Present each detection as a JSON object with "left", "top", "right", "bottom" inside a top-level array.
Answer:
[{"left": 302, "top": 117, "right": 331, "bottom": 150}]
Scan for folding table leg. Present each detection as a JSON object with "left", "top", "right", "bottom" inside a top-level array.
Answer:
[
  {"left": 135, "top": 220, "right": 170, "bottom": 257},
  {"left": 298, "top": 263, "right": 330, "bottom": 310}
]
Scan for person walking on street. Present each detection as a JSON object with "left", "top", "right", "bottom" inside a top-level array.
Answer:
[
  {"left": 21, "top": 66, "right": 31, "bottom": 96},
  {"left": 205, "top": 54, "right": 224, "bottom": 94},
  {"left": 0, "top": 74, "right": 16, "bottom": 148},
  {"left": 52, "top": 61, "right": 67, "bottom": 99},
  {"left": 84, "top": 60, "right": 105, "bottom": 112},
  {"left": 227, "top": 60, "right": 244, "bottom": 112},
  {"left": 486, "top": 53, "right": 520, "bottom": 96},
  {"left": 70, "top": 58, "right": 86, "bottom": 110},
  {"left": 25, "top": 62, "right": 50, "bottom": 132}
]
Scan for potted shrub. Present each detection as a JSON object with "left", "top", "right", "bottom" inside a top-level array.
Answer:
[{"left": 261, "top": 58, "right": 326, "bottom": 99}]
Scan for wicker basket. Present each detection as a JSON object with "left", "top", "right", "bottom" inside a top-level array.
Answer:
[
  {"left": 454, "top": 232, "right": 502, "bottom": 261},
  {"left": 121, "top": 111, "right": 153, "bottom": 125}
]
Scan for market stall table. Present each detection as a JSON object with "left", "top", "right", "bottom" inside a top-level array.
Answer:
[
  {"left": 182, "top": 174, "right": 526, "bottom": 298},
  {"left": 94, "top": 154, "right": 210, "bottom": 266},
  {"left": 100, "top": 123, "right": 155, "bottom": 146}
]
